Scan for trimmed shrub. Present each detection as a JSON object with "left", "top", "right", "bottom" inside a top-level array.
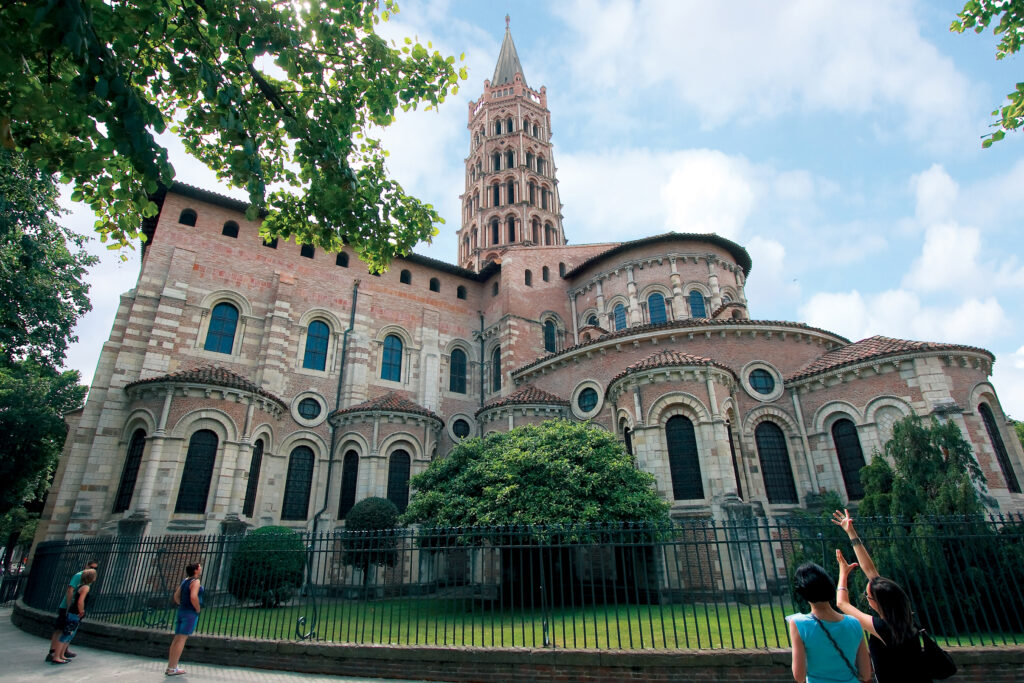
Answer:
[
  {"left": 341, "top": 497, "right": 401, "bottom": 584},
  {"left": 228, "top": 526, "right": 305, "bottom": 607}
]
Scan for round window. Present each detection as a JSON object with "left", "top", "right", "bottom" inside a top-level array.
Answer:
[
  {"left": 297, "top": 397, "right": 321, "bottom": 420},
  {"left": 749, "top": 369, "right": 776, "bottom": 395},
  {"left": 577, "top": 387, "right": 599, "bottom": 413},
  {"left": 453, "top": 419, "right": 470, "bottom": 439}
]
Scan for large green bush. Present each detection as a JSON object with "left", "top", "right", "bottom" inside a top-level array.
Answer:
[
  {"left": 341, "top": 497, "right": 401, "bottom": 579},
  {"left": 228, "top": 526, "right": 305, "bottom": 607}
]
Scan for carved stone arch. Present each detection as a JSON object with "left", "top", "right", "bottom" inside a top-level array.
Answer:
[
  {"left": 616, "top": 408, "right": 635, "bottom": 430},
  {"left": 719, "top": 286, "right": 739, "bottom": 302},
  {"left": 605, "top": 294, "right": 630, "bottom": 310},
  {"left": 638, "top": 283, "right": 673, "bottom": 299},
  {"left": 374, "top": 324, "right": 414, "bottom": 347},
  {"left": 863, "top": 396, "right": 912, "bottom": 424},
  {"left": 279, "top": 430, "right": 329, "bottom": 460},
  {"left": 298, "top": 307, "right": 344, "bottom": 330},
  {"left": 647, "top": 391, "right": 712, "bottom": 426},
  {"left": 812, "top": 401, "right": 864, "bottom": 435},
  {"left": 579, "top": 308, "right": 601, "bottom": 327},
  {"left": 379, "top": 432, "right": 425, "bottom": 461},
  {"left": 169, "top": 408, "right": 238, "bottom": 443},
  {"left": 969, "top": 381, "right": 1003, "bottom": 416},
  {"left": 720, "top": 396, "right": 737, "bottom": 420},
  {"left": 683, "top": 281, "right": 712, "bottom": 298},
  {"left": 742, "top": 405, "right": 800, "bottom": 438},
  {"left": 444, "top": 337, "right": 475, "bottom": 361},
  {"left": 336, "top": 432, "right": 370, "bottom": 459},
  {"left": 249, "top": 423, "right": 276, "bottom": 453},
  {"left": 121, "top": 408, "right": 157, "bottom": 441},
  {"left": 198, "top": 289, "right": 253, "bottom": 317}
]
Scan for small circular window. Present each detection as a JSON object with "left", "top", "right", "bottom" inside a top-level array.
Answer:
[
  {"left": 453, "top": 419, "right": 470, "bottom": 439},
  {"left": 749, "top": 369, "right": 776, "bottom": 395},
  {"left": 297, "top": 398, "right": 321, "bottom": 420},
  {"left": 578, "top": 388, "right": 599, "bottom": 413}
]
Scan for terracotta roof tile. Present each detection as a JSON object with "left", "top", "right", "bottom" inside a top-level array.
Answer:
[
  {"left": 476, "top": 385, "right": 569, "bottom": 416},
  {"left": 610, "top": 349, "right": 735, "bottom": 385},
  {"left": 564, "top": 232, "right": 752, "bottom": 278},
  {"left": 332, "top": 392, "right": 441, "bottom": 423},
  {"left": 125, "top": 365, "right": 286, "bottom": 407},
  {"left": 787, "top": 335, "right": 994, "bottom": 382}
]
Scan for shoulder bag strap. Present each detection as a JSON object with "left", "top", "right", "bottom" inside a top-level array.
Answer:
[{"left": 810, "top": 615, "right": 860, "bottom": 681}]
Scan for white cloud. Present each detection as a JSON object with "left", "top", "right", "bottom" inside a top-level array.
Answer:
[
  {"left": 660, "top": 151, "right": 756, "bottom": 239},
  {"left": 902, "top": 222, "right": 982, "bottom": 292},
  {"left": 911, "top": 164, "right": 958, "bottom": 226},
  {"left": 992, "top": 346, "right": 1024, "bottom": 419},
  {"left": 551, "top": 0, "right": 974, "bottom": 147},
  {"left": 744, "top": 236, "right": 801, "bottom": 310}
]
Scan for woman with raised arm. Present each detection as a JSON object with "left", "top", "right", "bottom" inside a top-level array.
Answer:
[{"left": 833, "top": 509, "right": 932, "bottom": 683}]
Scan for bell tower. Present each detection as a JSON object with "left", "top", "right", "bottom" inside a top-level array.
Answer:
[{"left": 456, "top": 17, "right": 566, "bottom": 271}]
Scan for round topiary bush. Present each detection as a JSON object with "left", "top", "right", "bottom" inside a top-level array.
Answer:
[
  {"left": 346, "top": 496, "right": 400, "bottom": 532},
  {"left": 228, "top": 526, "right": 305, "bottom": 607},
  {"left": 342, "top": 497, "right": 401, "bottom": 581}
]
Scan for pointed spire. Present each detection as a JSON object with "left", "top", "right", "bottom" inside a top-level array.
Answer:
[{"left": 491, "top": 17, "right": 527, "bottom": 88}]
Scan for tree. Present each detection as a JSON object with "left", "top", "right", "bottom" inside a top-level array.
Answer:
[
  {"left": 1, "top": 1, "right": 465, "bottom": 272},
  {"left": 857, "top": 414, "right": 986, "bottom": 519},
  {"left": 341, "top": 497, "right": 401, "bottom": 592},
  {"left": 952, "top": 1, "right": 1024, "bottom": 147},
  {"left": 401, "top": 420, "right": 670, "bottom": 528},
  {"left": 227, "top": 526, "right": 305, "bottom": 607},
  {"left": 1013, "top": 419, "right": 1024, "bottom": 452}
]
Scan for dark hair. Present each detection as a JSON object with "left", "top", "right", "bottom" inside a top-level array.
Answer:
[
  {"left": 793, "top": 562, "right": 836, "bottom": 603},
  {"left": 869, "top": 576, "right": 915, "bottom": 644},
  {"left": 86, "top": 559, "right": 99, "bottom": 568},
  {"left": 185, "top": 562, "right": 201, "bottom": 577}
]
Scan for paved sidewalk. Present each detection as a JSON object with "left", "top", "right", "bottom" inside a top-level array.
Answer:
[{"left": 1, "top": 608, "right": 442, "bottom": 682}]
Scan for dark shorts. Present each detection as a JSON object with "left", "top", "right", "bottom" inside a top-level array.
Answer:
[
  {"left": 174, "top": 611, "right": 198, "bottom": 636},
  {"left": 59, "top": 614, "right": 81, "bottom": 643},
  {"left": 52, "top": 608, "right": 68, "bottom": 631}
]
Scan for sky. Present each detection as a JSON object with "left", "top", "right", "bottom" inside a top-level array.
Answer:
[{"left": 60, "top": 0, "right": 1024, "bottom": 417}]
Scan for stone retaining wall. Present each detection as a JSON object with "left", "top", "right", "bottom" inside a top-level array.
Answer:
[{"left": 14, "top": 601, "right": 1024, "bottom": 682}]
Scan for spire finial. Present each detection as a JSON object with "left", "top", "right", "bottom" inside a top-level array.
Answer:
[{"left": 505, "top": 14, "right": 510, "bottom": 30}]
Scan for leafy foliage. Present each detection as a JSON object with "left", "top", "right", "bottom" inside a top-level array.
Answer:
[
  {"left": 0, "top": 507, "right": 39, "bottom": 573},
  {"left": 401, "top": 420, "right": 670, "bottom": 529},
  {"left": 952, "top": 1, "right": 1024, "bottom": 147},
  {"left": 0, "top": 0, "right": 466, "bottom": 271},
  {"left": 0, "top": 150, "right": 97, "bottom": 366},
  {"left": 857, "top": 415, "right": 986, "bottom": 518},
  {"left": 1013, "top": 419, "right": 1024, "bottom": 452},
  {"left": 341, "top": 497, "right": 401, "bottom": 575},
  {"left": 227, "top": 526, "right": 305, "bottom": 607},
  {"left": 0, "top": 361, "right": 87, "bottom": 516}
]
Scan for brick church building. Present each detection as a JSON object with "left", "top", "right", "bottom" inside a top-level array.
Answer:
[{"left": 38, "top": 26, "right": 1024, "bottom": 541}]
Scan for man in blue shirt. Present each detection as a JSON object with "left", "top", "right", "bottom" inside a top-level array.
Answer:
[{"left": 46, "top": 559, "right": 99, "bottom": 663}]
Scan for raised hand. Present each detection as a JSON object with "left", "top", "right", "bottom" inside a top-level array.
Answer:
[
  {"left": 836, "top": 549, "right": 859, "bottom": 578},
  {"left": 831, "top": 508, "right": 855, "bottom": 536}
]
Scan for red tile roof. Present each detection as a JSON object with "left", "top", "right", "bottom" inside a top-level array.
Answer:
[
  {"left": 125, "top": 365, "right": 286, "bottom": 408},
  {"left": 476, "top": 385, "right": 569, "bottom": 415},
  {"left": 787, "top": 335, "right": 994, "bottom": 382},
  {"left": 610, "top": 349, "right": 735, "bottom": 385},
  {"left": 332, "top": 392, "right": 441, "bottom": 423}
]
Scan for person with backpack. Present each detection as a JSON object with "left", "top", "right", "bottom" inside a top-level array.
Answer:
[
  {"left": 165, "top": 562, "right": 203, "bottom": 676},
  {"left": 51, "top": 568, "right": 97, "bottom": 664},
  {"left": 787, "top": 561, "right": 872, "bottom": 683},
  {"left": 46, "top": 558, "right": 99, "bottom": 663}
]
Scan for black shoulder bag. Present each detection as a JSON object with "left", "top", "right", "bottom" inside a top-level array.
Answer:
[
  {"left": 918, "top": 629, "right": 957, "bottom": 680},
  {"left": 810, "top": 616, "right": 861, "bottom": 682}
]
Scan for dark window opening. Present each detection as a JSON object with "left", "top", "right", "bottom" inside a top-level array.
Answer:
[
  {"left": 613, "top": 304, "right": 627, "bottom": 331},
  {"left": 178, "top": 209, "right": 197, "bottom": 226},
  {"left": 449, "top": 348, "right": 467, "bottom": 394},
  {"left": 263, "top": 237, "right": 278, "bottom": 249},
  {"left": 542, "top": 266, "right": 549, "bottom": 282},
  {"left": 204, "top": 302, "right": 239, "bottom": 354},
  {"left": 457, "top": 285, "right": 467, "bottom": 300},
  {"left": 400, "top": 269, "right": 412, "bottom": 285},
  {"left": 491, "top": 346, "right": 501, "bottom": 392},
  {"left": 300, "top": 244, "right": 315, "bottom": 259},
  {"left": 559, "top": 262, "right": 566, "bottom": 277},
  {"left": 387, "top": 450, "right": 411, "bottom": 512},
  {"left": 382, "top": 335, "right": 403, "bottom": 382},
  {"left": 242, "top": 438, "right": 264, "bottom": 518},
  {"left": 281, "top": 445, "right": 314, "bottom": 520},
  {"left": 453, "top": 419, "right": 470, "bottom": 439},
  {"left": 525, "top": 270, "right": 533, "bottom": 287},
  {"left": 832, "top": 419, "right": 866, "bottom": 500},
  {"left": 429, "top": 277, "right": 440, "bottom": 293},
  {"left": 749, "top": 369, "right": 776, "bottom": 395},
  {"left": 221, "top": 221, "right": 239, "bottom": 238},
  {"left": 666, "top": 415, "right": 704, "bottom": 499},
  {"left": 336, "top": 252, "right": 349, "bottom": 267},
  {"left": 113, "top": 429, "right": 147, "bottom": 513},
  {"left": 648, "top": 293, "right": 667, "bottom": 324},
  {"left": 577, "top": 387, "right": 598, "bottom": 413},
  {"left": 980, "top": 402, "right": 1021, "bottom": 493},
  {"left": 755, "top": 422, "right": 798, "bottom": 504},
  {"left": 174, "top": 430, "right": 218, "bottom": 514},
  {"left": 492, "top": 281, "right": 499, "bottom": 296},
  {"left": 303, "top": 320, "right": 330, "bottom": 371},
  {"left": 338, "top": 451, "right": 359, "bottom": 519},
  {"left": 297, "top": 397, "right": 322, "bottom": 420},
  {"left": 543, "top": 320, "right": 557, "bottom": 353},
  {"left": 689, "top": 290, "right": 707, "bottom": 318}
]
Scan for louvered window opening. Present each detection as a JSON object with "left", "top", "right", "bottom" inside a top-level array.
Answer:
[
  {"left": 303, "top": 320, "right": 330, "bottom": 371},
  {"left": 755, "top": 422, "right": 798, "bottom": 504},
  {"left": 449, "top": 349, "right": 467, "bottom": 394},
  {"left": 282, "top": 446, "right": 314, "bottom": 520},
  {"left": 666, "top": 416, "right": 704, "bottom": 500},
  {"left": 204, "top": 303, "right": 238, "bottom": 354},
  {"left": 174, "top": 430, "right": 218, "bottom": 514}
]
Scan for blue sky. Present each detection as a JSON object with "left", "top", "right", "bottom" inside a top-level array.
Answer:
[{"left": 62, "top": 0, "right": 1024, "bottom": 417}]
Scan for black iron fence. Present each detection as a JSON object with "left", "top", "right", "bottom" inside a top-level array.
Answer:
[{"left": 21, "top": 515, "right": 1024, "bottom": 650}]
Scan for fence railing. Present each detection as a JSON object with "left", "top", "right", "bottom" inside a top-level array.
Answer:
[{"left": 22, "top": 515, "right": 1024, "bottom": 650}]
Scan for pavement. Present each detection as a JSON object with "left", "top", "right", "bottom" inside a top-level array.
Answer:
[{"left": 1, "top": 608, "right": 444, "bottom": 683}]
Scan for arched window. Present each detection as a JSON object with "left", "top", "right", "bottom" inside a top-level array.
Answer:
[
  {"left": 541, "top": 189, "right": 549, "bottom": 210},
  {"left": 457, "top": 285, "right": 467, "bottom": 300},
  {"left": 174, "top": 430, "right": 218, "bottom": 514},
  {"left": 492, "top": 281, "right": 499, "bottom": 296},
  {"left": 300, "top": 244, "right": 315, "bottom": 259},
  {"left": 400, "top": 269, "right": 411, "bottom": 285},
  {"left": 336, "top": 252, "right": 349, "bottom": 267},
  {"left": 624, "top": 427, "right": 633, "bottom": 455},
  {"left": 558, "top": 262, "right": 566, "bottom": 277},
  {"left": 263, "top": 237, "right": 278, "bottom": 249},
  {"left": 755, "top": 422, "right": 798, "bottom": 504},
  {"left": 204, "top": 302, "right": 239, "bottom": 354},
  {"left": 492, "top": 152, "right": 501, "bottom": 171},
  {"left": 491, "top": 218, "right": 500, "bottom": 244},
  {"left": 449, "top": 348, "right": 467, "bottom": 394},
  {"left": 178, "top": 209, "right": 197, "bottom": 226},
  {"left": 338, "top": 450, "right": 359, "bottom": 518},
  {"left": 505, "top": 150, "right": 514, "bottom": 168},
  {"left": 545, "top": 223, "right": 554, "bottom": 244},
  {"left": 543, "top": 320, "right": 557, "bottom": 353},
  {"left": 689, "top": 290, "right": 707, "bottom": 318},
  {"left": 387, "top": 450, "right": 411, "bottom": 512},
  {"left": 113, "top": 429, "right": 146, "bottom": 513},
  {"left": 506, "top": 116, "right": 513, "bottom": 132},
  {"left": 221, "top": 221, "right": 239, "bottom": 238},
  {"left": 587, "top": 315, "right": 599, "bottom": 327},
  {"left": 491, "top": 346, "right": 501, "bottom": 392},
  {"left": 524, "top": 269, "right": 532, "bottom": 286},
  {"left": 381, "top": 334, "right": 403, "bottom": 382},
  {"left": 242, "top": 438, "right": 264, "bottom": 518},
  {"left": 506, "top": 215, "right": 515, "bottom": 242},
  {"left": 979, "top": 403, "right": 1021, "bottom": 493},
  {"left": 532, "top": 218, "right": 540, "bottom": 243},
  {"left": 507, "top": 180, "right": 515, "bottom": 205},
  {"left": 429, "top": 277, "right": 440, "bottom": 293},
  {"left": 526, "top": 152, "right": 534, "bottom": 169},
  {"left": 613, "top": 304, "right": 627, "bottom": 331},
  {"left": 281, "top": 445, "right": 314, "bottom": 520},
  {"left": 537, "top": 157, "right": 546, "bottom": 175},
  {"left": 648, "top": 293, "right": 667, "bottom": 324},
  {"left": 666, "top": 416, "right": 704, "bottom": 499},
  {"left": 542, "top": 266, "right": 550, "bottom": 282},
  {"left": 494, "top": 120, "right": 502, "bottom": 135},
  {"left": 831, "top": 419, "right": 866, "bottom": 500},
  {"left": 303, "top": 320, "right": 330, "bottom": 371}
]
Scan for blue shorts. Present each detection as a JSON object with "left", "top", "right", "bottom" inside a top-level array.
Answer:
[
  {"left": 59, "top": 613, "right": 80, "bottom": 643},
  {"left": 174, "top": 611, "right": 199, "bottom": 635}
]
